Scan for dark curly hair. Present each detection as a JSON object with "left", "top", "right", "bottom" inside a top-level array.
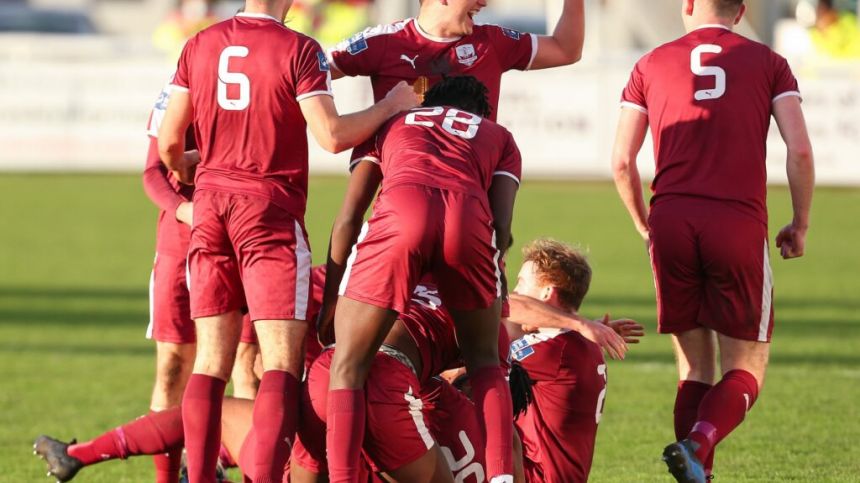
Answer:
[{"left": 423, "top": 75, "right": 493, "bottom": 118}]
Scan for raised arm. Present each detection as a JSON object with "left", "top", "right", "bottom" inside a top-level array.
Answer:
[
  {"left": 773, "top": 96, "right": 815, "bottom": 259},
  {"left": 317, "top": 161, "right": 384, "bottom": 344},
  {"left": 611, "top": 107, "right": 650, "bottom": 241},
  {"left": 300, "top": 82, "right": 419, "bottom": 154},
  {"left": 530, "top": 0, "right": 585, "bottom": 70}
]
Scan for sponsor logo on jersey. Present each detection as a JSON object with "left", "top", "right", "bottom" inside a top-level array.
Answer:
[
  {"left": 502, "top": 28, "right": 522, "bottom": 40},
  {"left": 400, "top": 53, "right": 419, "bottom": 69},
  {"left": 317, "top": 51, "right": 330, "bottom": 72},
  {"left": 455, "top": 43, "right": 478, "bottom": 66},
  {"left": 347, "top": 33, "right": 369, "bottom": 55},
  {"left": 511, "top": 337, "right": 535, "bottom": 361},
  {"left": 154, "top": 89, "right": 170, "bottom": 111}
]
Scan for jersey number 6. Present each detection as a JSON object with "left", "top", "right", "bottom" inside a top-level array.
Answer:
[
  {"left": 218, "top": 46, "right": 251, "bottom": 111},
  {"left": 690, "top": 44, "right": 726, "bottom": 101}
]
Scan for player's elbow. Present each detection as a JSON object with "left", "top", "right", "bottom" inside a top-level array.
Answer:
[
  {"left": 611, "top": 153, "right": 634, "bottom": 180},
  {"left": 788, "top": 143, "right": 814, "bottom": 166},
  {"left": 157, "top": 138, "right": 182, "bottom": 170}
]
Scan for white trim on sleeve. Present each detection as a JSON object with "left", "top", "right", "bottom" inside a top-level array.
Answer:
[
  {"left": 349, "top": 156, "right": 381, "bottom": 171},
  {"left": 620, "top": 101, "right": 648, "bottom": 114},
  {"left": 296, "top": 90, "right": 334, "bottom": 102},
  {"left": 772, "top": 91, "right": 802, "bottom": 103},
  {"left": 169, "top": 85, "right": 189, "bottom": 93},
  {"left": 493, "top": 171, "right": 521, "bottom": 185},
  {"left": 525, "top": 33, "right": 539, "bottom": 71}
]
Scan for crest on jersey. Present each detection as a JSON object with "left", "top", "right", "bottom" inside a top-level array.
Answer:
[
  {"left": 455, "top": 44, "right": 478, "bottom": 66},
  {"left": 317, "top": 51, "right": 330, "bottom": 72},
  {"left": 510, "top": 337, "right": 535, "bottom": 361},
  {"left": 346, "top": 33, "right": 369, "bottom": 55},
  {"left": 502, "top": 28, "right": 521, "bottom": 40}
]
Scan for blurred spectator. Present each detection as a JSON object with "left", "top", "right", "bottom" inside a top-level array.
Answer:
[
  {"left": 810, "top": 0, "right": 860, "bottom": 58},
  {"left": 153, "top": 0, "right": 220, "bottom": 61},
  {"left": 285, "top": 0, "right": 372, "bottom": 46}
]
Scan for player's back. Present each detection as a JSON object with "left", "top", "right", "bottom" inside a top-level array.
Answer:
[
  {"left": 622, "top": 26, "right": 800, "bottom": 223},
  {"left": 511, "top": 330, "right": 607, "bottom": 483},
  {"left": 374, "top": 106, "right": 521, "bottom": 197},
  {"left": 173, "top": 13, "right": 332, "bottom": 219}
]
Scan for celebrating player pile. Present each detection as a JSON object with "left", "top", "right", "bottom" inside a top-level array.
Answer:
[{"left": 32, "top": 0, "right": 817, "bottom": 482}]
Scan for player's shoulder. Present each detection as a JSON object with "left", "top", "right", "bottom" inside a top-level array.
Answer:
[
  {"left": 332, "top": 18, "right": 412, "bottom": 54},
  {"left": 473, "top": 23, "right": 530, "bottom": 42}
]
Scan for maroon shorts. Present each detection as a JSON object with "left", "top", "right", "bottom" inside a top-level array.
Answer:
[
  {"left": 649, "top": 198, "right": 774, "bottom": 342},
  {"left": 339, "top": 185, "right": 501, "bottom": 314},
  {"left": 147, "top": 252, "right": 195, "bottom": 344},
  {"left": 188, "top": 190, "right": 312, "bottom": 322},
  {"left": 292, "top": 348, "right": 434, "bottom": 474}
]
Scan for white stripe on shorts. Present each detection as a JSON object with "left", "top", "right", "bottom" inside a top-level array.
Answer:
[
  {"left": 294, "top": 220, "right": 312, "bottom": 320},
  {"left": 491, "top": 228, "right": 502, "bottom": 298},
  {"left": 146, "top": 253, "right": 157, "bottom": 340},
  {"left": 404, "top": 387, "right": 435, "bottom": 450},
  {"left": 338, "top": 222, "right": 370, "bottom": 296},
  {"left": 758, "top": 240, "right": 774, "bottom": 342}
]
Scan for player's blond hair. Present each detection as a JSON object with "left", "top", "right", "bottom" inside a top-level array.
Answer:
[{"left": 522, "top": 238, "right": 592, "bottom": 311}]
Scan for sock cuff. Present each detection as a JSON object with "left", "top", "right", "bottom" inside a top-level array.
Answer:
[
  {"left": 677, "top": 380, "right": 713, "bottom": 391},
  {"left": 328, "top": 389, "right": 364, "bottom": 413},
  {"left": 723, "top": 369, "right": 760, "bottom": 407},
  {"left": 258, "top": 370, "right": 300, "bottom": 394}
]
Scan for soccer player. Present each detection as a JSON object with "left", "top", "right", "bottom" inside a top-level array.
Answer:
[
  {"left": 156, "top": 1, "right": 419, "bottom": 482},
  {"left": 611, "top": 1, "right": 815, "bottom": 481},
  {"left": 319, "top": 75, "right": 521, "bottom": 483},
  {"left": 508, "top": 239, "right": 628, "bottom": 483}
]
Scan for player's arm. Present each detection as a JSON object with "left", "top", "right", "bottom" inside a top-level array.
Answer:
[
  {"left": 300, "top": 82, "right": 419, "bottom": 154},
  {"left": 142, "top": 136, "right": 194, "bottom": 225},
  {"left": 317, "top": 161, "right": 384, "bottom": 344},
  {"left": 530, "top": 0, "right": 585, "bottom": 70},
  {"left": 773, "top": 96, "right": 815, "bottom": 260},
  {"left": 157, "top": 90, "right": 198, "bottom": 184},
  {"left": 611, "top": 107, "right": 650, "bottom": 241},
  {"left": 488, "top": 175, "right": 518, "bottom": 262}
]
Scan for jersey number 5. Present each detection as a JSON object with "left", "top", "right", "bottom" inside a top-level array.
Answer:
[
  {"left": 405, "top": 107, "right": 482, "bottom": 140},
  {"left": 218, "top": 46, "right": 251, "bottom": 111},
  {"left": 690, "top": 44, "right": 726, "bottom": 101}
]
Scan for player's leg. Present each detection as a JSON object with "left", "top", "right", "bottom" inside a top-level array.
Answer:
[
  {"left": 35, "top": 408, "right": 185, "bottom": 482},
  {"left": 291, "top": 352, "right": 333, "bottom": 483},
  {"left": 151, "top": 342, "right": 195, "bottom": 483},
  {"left": 220, "top": 396, "right": 255, "bottom": 478},
  {"left": 231, "top": 317, "right": 260, "bottom": 399},
  {"left": 381, "top": 447, "right": 453, "bottom": 483}
]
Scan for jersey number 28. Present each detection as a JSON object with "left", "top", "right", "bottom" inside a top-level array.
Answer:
[
  {"left": 690, "top": 44, "right": 726, "bottom": 101},
  {"left": 405, "top": 107, "right": 482, "bottom": 140}
]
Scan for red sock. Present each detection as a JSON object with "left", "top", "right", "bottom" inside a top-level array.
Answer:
[
  {"left": 67, "top": 431, "right": 124, "bottom": 466},
  {"left": 250, "top": 371, "right": 299, "bottom": 483},
  {"left": 469, "top": 366, "right": 514, "bottom": 480},
  {"left": 688, "top": 370, "right": 759, "bottom": 463},
  {"left": 326, "top": 389, "right": 366, "bottom": 483},
  {"left": 146, "top": 409, "right": 185, "bottom": 483},
  {"left": 182, "top": 374, "right": 227, "bottom": 483},
  {"left": 674, "top": 381, "right": 714, "bottom": 473}
]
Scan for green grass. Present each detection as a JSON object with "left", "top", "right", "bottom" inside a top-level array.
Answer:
[{"left": 1, "top": 174, "right": 858, "bottom": 482}]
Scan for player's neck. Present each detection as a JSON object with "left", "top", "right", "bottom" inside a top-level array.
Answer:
[
  {"left": 416, "top": 12, "right": 463, "bottom": 41},
  {"left": 242, "top": 1, "right": 288, "bottom": 22},
  {"left": 686, "top": 17, "right": 735, "bottom": 33}
]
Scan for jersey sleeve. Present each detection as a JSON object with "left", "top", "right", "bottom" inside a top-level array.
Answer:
[
  {"left": 494, "top": 130, "right": 522, "bottom": 185},
  {"left": 620, "top": 53, "right": 650, "bottom": 114},
  {"left": 171, "top": 37, "right": 195, "bottom": 92},
  {"left": 486, "top": 25, "right": 538, "bottom": 72},
  {"left": 348, "top": 137, "right": 381, "bottom": 172},
  {"left": 770, "top": 52, "right": 801, "bottom": 103},
  {"left": 295, "top": 38, "right": 334, "bottom": 102},
  {"left": 327, "top": 27, "right": 390, "bottom": 77}
]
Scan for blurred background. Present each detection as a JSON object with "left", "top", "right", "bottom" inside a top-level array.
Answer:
[{"left": 0, "top": 0, "right": 857, "bottom": 184}]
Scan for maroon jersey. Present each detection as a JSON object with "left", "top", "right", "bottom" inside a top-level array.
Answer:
[
  {"left": 621, "top": 25, "right": 800, "bottom": 224},
  {"left": 171, "top": 13, "right": 333, "bottom": 219},
  {"left": 328, "top": 19, "right": 537, "bottom": 122},
  {"left": 511, "top": 330, "right": 607, "bottom": 483},
  {"left": 363, "top": 106, "right": 521, "bottom": 198},
  {"left": 144, "top": 80, "right": 195, "bottom": 257}
]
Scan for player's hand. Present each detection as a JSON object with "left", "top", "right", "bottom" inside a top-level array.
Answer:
[
  {"left": 384, "top": 81, "right": 422, "bottom": 113},
  {"left": 602, "top": 317, "right": 644, "bottom": 344},
  {"left": 775, "top": 222, "right": 808, "bottom": 259},
  {"left": 581, "top": 314, "right": 628, "bottom": 360},
  {"left": 175, "top": 201, "right": 193, "bottom": 227},
  {"left": 316, "top": 306, "right": 336, "bottom": 346}
]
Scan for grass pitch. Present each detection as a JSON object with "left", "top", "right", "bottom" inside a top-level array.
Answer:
[{"left": 1, "top": 174, "right": 858, "bottom": 482}]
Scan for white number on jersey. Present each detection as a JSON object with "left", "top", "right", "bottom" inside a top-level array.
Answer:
[
  {"left": 405, "top": 107, "right": 482, "bottom": 139},
  {"left": 218, "top": 46, "right": 251, "bottom": 111},
  {"left": 690, "top": 44, "right": 726, "bottom": 101},
  {"left": 595, "top": 364, "right": 607, "bottom": 424},
  {"left": 441, "top": 430, "right": 486, "bottom": 483},
  {"left": 411, "top": 284, "right": 442, "bottom": 310}
]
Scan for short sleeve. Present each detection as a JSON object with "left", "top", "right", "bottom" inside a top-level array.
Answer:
[
  {"left": 486, "top": 25, "right": 538, "bottom": 72},
  {"left": 620, "top": 53, "right": 650, "bottom": 114},
  {"left": 494, "top": 130, "right": 522, "bottom": 185},
  {"left": 348, "top": 137, "right": 381, "bottom": 172},
  {"left": 146, "top": 81, "right": 174, "bottom": 138},
  {"left": 295, "top": 39, "right": 334, "bottom": 102},
  {"left": 171, "top": 38, "right": 195, "bottom": 92},
  {"left": 771, "top": 52, "right": 801, "bottom": 103},
  {"left": 327, "top": 27, "right": 389, "bottom": 77}
]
